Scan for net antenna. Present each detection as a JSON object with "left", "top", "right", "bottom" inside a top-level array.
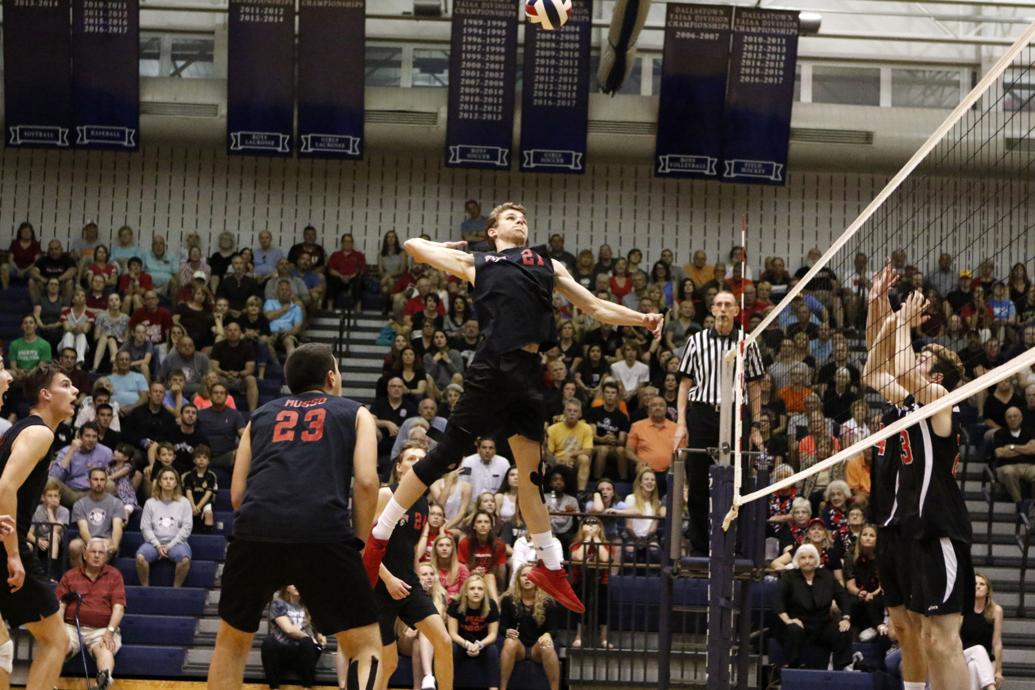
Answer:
[{"left": 723, "top": 18, "right": 1035, "bottom": 528}]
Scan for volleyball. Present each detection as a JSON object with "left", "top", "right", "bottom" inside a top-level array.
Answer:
[{"left": 525, "top": 0, "right": 573, "bottom": 31}]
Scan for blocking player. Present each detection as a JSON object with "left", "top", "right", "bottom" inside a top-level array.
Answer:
[
  {"left": 363, "top": 202, "right": 663, "bottom": 613},
  {"left": 372, "top": 442, "right": 452, "bottom": 690},
  {"left": 0, "top": 362, "right": 80, "bottom": 690},
  {"left": 866, "top": 281, "right": 972, "bottom": 690},
  {"left": 207, "top": 343, "right": 382, "bottom": 690}
]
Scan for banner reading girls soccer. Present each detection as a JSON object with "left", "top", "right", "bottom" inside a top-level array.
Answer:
[
  {"left": 72, "top": 0, "right": 140, "bottom": 149},
  {"left": 445, "top": 0, "right": 518, "bottom": 169},
  {"left": 654, "top": 4, "right": 733, "bottom": 179},
  {"left": 720, "top": 9, "right": 798, "bottom": 185},
  {"left": 298, "top": 0, "right": 365, "bottom": 159},
  {"left": 2, "top": 0, "right": 74, "bottom": 148},
  {"left": 227, "top": 0, "right": 295, "bottom": 156},
  {"left": 519, "top": 0, "right": 591, "bottom": 174}
]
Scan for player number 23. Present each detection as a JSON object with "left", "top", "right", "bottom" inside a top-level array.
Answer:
[{"left": 272, "top": 409, "right": 326, "bottom": 443}]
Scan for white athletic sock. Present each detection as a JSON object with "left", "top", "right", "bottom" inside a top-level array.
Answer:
[
  {"left": 903, "top": 682, "right": 926, "bottom": 690},
  {"left": 371, "top": 498, "right": 407, "bottom": 540},
  {"left": 531, "top": 531, "right": 563, "bottom": 570}
]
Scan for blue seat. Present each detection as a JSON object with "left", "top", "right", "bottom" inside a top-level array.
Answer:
[
  {"left": 779, "top": 668, "right": 875, "bottom": 689},
  {"left": 215, "top": 510, "right": 235, "bottom": 535},
  {"left": 388, "top": 652, "right": 550, "bottom": 690},
  {"left": 125, "top": 586, "right": 206, "bottom": 616},
  {"left": 114, "top": 557, "right": 217, "bottom": 588},
  {"left": 120, "top": 533, "right": 226, "bottom": 562},
  {"left": 120, "top": 613, "right": 196, "bottom": 646},
  {"left": 608, "top": 575, "right": 708, "bottom": 633},
  {"left": 61, "top": 645, "right": 187, "bottom": 679},
  {"left": 215, "top": 489, "right": 232, "bottom": 511},
  {"left": 767, "top": 637, "right": 833, "bottom": 670}
]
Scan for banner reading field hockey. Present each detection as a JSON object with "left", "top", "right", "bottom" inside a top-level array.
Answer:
[
  {"left": 654, "top": 4, "right": 733, "bottom": 179},
  {"left": 445, "top": 0, "right": 518, "bottom": 169},
  {"left": 298, "top": 0, "right": 365, "bottom": 159},
  {"left": 720, "top": 8, "right": 798, "bottom": 185},
  {"left": 227, "top": 0, "right": 295, "bottom": 156},
  {"left": 2, "top": 0, "right": 74, "bottom": 148},
  {"left": 519, "top": 0, "right": 591, "bottom": 174},
  {"left": 72, "top": 0, "right": 140, "bottom": 150}
]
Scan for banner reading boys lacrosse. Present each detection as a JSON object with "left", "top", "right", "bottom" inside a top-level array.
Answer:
[{"left": 227, "top": 0, "right": 295, "bottom": 156}]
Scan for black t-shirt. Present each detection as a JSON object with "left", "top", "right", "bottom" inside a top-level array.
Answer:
[
  {"left": 870, "top": 404, "right": 903, "bottom": 527},
  {"left": 583, "top": 327, "right": 622, "bottom": 359},
  {"left": 499, "top": 594, "right": 560, "bottom": 647},
  {"left": 471, "top": 247, "right": 555, "bottom": 362},
  {"left": 182, "top": 469, "right": 218, "bottom": 505},
  {"left": 576, "top": 359, "right": 608, "bottom": 390},
  {"left": 586, "top": 406, "right": 630, "bottom": 438},
  {"left": 992, "top": 426, "right": 1035, "bottom": 466},
  {"left": 167, "top": 426, "right": 210, "bottom": 475},
  {"left": 984, "top": 394, "right": 1023, "bottom": 427},
  {"left": 369, "top": 397, "right": 417, "bottom": 428},
  {"left": 946, "top": 289, "right": 973, "bottom": 314},
  {"left": 35, "top": 254, "right": 77, "bottom": 280},
  {"left": 0, "top": 416, "right": 51, "bottom": 544},
  {"left": 176, "top": 304, "right": 215, "bottom": 349},
  {"left": 211, "top": 339, "right": 258, "bottom": 374},
  {"left": 235, "top": 393, "right": 361, "bottom": 543},
  {"left": 209, "top": 252, "right": 234, "bottom": 279},
  {"left": 795, "top": 265, "right": 837, "bottom": 292},
  {"left": 230, "top": 312, "right": 271, "bottom": 338},
  {"left": 447, "top": 599, "right": 500, "bottom": 643},
  {"left": 816, "top": 361, "right": 861, "bottom": 388},
  {"left": 217, "top": 274, "right": 259, "bottom": 312}
]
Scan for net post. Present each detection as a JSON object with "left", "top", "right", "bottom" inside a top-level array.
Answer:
[
  {"left": 718, "top": 352, "right": 734, "bottom": 466},
  {"left": 707, "top": 465, "right": 736, "bottom": 690},
  {"left": 668, "top": 451, "right": 686, "bottom": 564}
]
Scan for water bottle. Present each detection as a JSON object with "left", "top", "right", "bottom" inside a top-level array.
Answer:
[{"left": 765, "top": 536, "right": 780, "bottom": 561}]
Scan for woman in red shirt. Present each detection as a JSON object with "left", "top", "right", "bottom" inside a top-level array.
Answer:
[
  {"left": 458, "top": 510, "right": 507, "bottom": 600},
  {"left": 80, "top": 243, "right": 118, "bottom": 290},
  {"left": 569, "top": 516, "right": 616, "bottom": 650},
  {"left": 431, "top": 534, "right": 469, "bottom": 603},
  {"left": 608, "top": 257, "right": 633, "bottom": 302},
  {"left": 3, "top": 221, "right": 41, "bottom": 289}
]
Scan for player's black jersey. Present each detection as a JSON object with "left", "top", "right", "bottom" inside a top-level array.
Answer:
[
  {"left": 235, "top": 392, "right": 361, "bottom": 543},
  {"left": 0, "top": 415, "right": 52, "bottom": 543},
  {"left": 871, "top": 404, "right": 905, "bottom": 528},
  {"left": 382, "top": 483, "right": 429, "bottom": 588},
  {"left": 472, "top": 245, "right": 555, "bottom": 362},
  {"left": 902, "top": 407, "right": 971, "bottom": 543}
]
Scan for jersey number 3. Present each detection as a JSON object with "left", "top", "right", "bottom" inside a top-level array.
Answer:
[
  {"left": 521, "top": 249, "right": 544, "bottom": 266},
  {"left": 272, "top": 409, "right": 326, "bottom": 443},
  {"left": 875, "top": 430, "right": 914, "bottom": 465}
]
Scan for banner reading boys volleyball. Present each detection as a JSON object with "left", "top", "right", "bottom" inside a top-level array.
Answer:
[
  {"left": 654, "top": 4, "right": 733, "bottom": 179},
  {"left": 72, "top": 0, "right": 140, "bottom": 150},
  {"left": 445, "top": 0, "right": 518, "bottom": 169},
  {"left": 298, "top": 0, "right": 365, "bottom": 159},
  {"left": 227, "top": 0, "right": 295, "bottom": 156},
  {"left": 2, "top": 0, "right": 74, "bottom": 148},
  {"left": 519, "top": 0, "right": 591, "bottom": 174},
  {"left": 721, "top": 9, "right": 798, "bottom": 185}
]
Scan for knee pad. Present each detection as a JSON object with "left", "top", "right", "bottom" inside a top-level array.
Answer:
[
  {"left": 412, "top": 424, "right": 477, "bottom": 486},
  {"left": 0, "top": 639, "right": 13, "bottom": 674}
]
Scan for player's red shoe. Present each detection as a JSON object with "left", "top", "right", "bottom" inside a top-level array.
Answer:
[
  {"left": 362, "top": 530, "right": 388, "bottom": 588},
  {"left": 528, "top": 561, "right": 585, "bottom": 614}
]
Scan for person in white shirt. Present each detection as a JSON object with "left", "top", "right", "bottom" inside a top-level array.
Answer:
[
  {"left": 459, "top": 438, "right": 511, "bottom": 498},
  {"left": 610, "top": 344, "right": 650, "bottom": 401}
]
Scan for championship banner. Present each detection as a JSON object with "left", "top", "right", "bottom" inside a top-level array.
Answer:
[
  {"left": 72, "top": 0, "right": 140, "bottom": 150},
  {"left": 3, "top": 0, "right": 74, "bottom": 148},
  {"left": 654, "top": 4, "right": 733, "bottom": 179},
  {"left": 720, "top": 8, "right": 798, "bottom": 185},
  {"left": 298, "top": 0, "right": 365, "bottom": 159},
  {"left": 227, "top": 0, "right": 295, "bottom": 156},
  {"left": 519, "top": 0, "right": 591, "bottom": 174},
  {"left": 445, "top": 0, "right": 518, "bottom": 169}
]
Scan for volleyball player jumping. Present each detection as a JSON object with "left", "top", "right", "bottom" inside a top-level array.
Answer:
[
  {"left": 363, "top": 202, "right": 663, "bottom": 613},
  {"left": 864, "top": 271, "right": 972, "bottom": 690}
]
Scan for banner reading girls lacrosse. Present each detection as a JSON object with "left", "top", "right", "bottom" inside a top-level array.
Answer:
[
  {"left": 72, "top": 0, "right": 140, "bottom": 149},
  {"left": 654, "top": 3, "right": 733, "bottom": 179},
  {"left": 3, "top": 0, "right": 74, "bottom": 148},
  {"left": 298, "top": 0, "right": 365, "bottom": 159},
  {"left": 445, "top": 0, "right": 518, "bottom": 169},
  {"left": 227, "top": 0, "right": 295, "bottom": 156}
]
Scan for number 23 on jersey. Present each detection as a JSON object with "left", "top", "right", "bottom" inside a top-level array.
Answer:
[{"left": 272, "top": 409, "right": 326, "bottom": 443}]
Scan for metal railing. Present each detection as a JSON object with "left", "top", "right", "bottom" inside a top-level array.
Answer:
[{"left": 334, "top": 301, "right": 356, "bottom": 361}]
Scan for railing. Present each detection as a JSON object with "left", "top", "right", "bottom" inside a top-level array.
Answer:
[{"left": 334, "top": 301, "right": 356, "bottom": 361}]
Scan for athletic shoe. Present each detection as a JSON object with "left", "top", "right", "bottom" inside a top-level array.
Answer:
[
  {"left": 362, "top": 529, "right": 389, "bottom": 588},
  {"left": 96, "top": 669, "right": 112, "bottom": 690},
  {"left": 421, "top": 673, "right": 437, "bottom": 690},
  {"left": 528, "top": 561, "right": 585, "bottom": 613}
]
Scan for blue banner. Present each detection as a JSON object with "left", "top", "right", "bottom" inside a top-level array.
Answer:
[
  {"left": 654, "top": 4, "right": 733, "bottom": 179},
  {"left": 3, "top": 0, "right": 74, "bottom": 148},
  {"left": 72, "top": 0, "right": 139, "bottom": 150},
  {"left": 445, "top": 0, "right": 518, "bottom": 169},
  {"left": 227, "top": 0, "right": 295, "bottom": 157},
  {"left": 519, "top": 0, "right": 591, "bottom": 174},
  {"left": 721, "top": 9, "right": 798, "bottom": 185},
  {"left": 298, "top": 0, "right": 365, "bottom": 159}
]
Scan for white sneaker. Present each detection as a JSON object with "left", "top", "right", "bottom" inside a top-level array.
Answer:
[
  {"left": 421, "top": 674, "right": 437, "bottom": 690},
  {"left": 858, "top": 627, "right": 877, "bottom": 642}
]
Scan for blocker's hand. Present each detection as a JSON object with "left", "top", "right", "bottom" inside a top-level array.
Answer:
[
  {"left": 0, "top": 515, "right": 15, "bottom": 536},
  {"left": 643, "top": 312, "right": 664, "bottom": 340}
]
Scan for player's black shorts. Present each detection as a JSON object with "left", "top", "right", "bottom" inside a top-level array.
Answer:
[
  {"left": 375, "top": 581, "right": 440, "bottom": 646},
  {"left": 908, "top": 537, "right": 975, "bottom": 617},
  {"left": 876, "top": 526, "right": 912, "bottom": 609},
  {"left": 219, "top": 539, "right": 378, "bottom": 635},
  {"left": 448, "top": 350, "right": 546, "bottom": 442},
  {"left": 0, "top": 546, "right": 59, "bottom": 628}
]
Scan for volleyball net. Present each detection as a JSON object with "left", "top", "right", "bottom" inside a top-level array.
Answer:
[{"left": 725, "top": 19, "right": 1035, "bottom": 522}]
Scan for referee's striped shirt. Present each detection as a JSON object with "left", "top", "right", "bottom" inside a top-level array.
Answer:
[{"left": 677, "top": 328, "right": 766, "bottom": 405}]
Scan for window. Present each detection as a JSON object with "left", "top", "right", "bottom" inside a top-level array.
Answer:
[
  {"left": 140, "top": 35, "right": 161, "bottom": 77},
  {"left": 412, "top": 49, "right": 449, "bottom": 88},
  {"left": 812, "top": 65, "right": 880, "bottom": 106},
  {"left": 892, "top": 69, "right": 962, "bottom": 109},
  {"left": 170, "top": 38, "right": 214, "bottom": 79},
  {"left": 593, "top": 55, "right": 641, "bottom": 96},
  {"left": 366, "top": 46, "right": 403, "bottom": 87}
]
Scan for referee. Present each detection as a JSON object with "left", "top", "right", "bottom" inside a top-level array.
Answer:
[{"left": 674, "top": 291, "right": 765, "bottom": 556}]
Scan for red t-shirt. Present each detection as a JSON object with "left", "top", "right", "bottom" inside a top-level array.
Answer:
[
  {"left": 327, "top": 249, "right": 366, "bottom": 278},
  {"left": 457, "top": 537, "right": 507, "bottom": 572},
  {"left": 439, "top": 564, "right": 470, "bottom": 601},
  {"left": 84, "top": 263, "right": 117, "bottom": 282},
  {"left": 8, "top": 239, "right": 41, "bottom": 270},
  {"left": 55, "top": 564, "right": 126, "bottom": 629},
  {"left": 129, "top": 307, "right": 173, "bottom": 344},
  {"left": 118, "top": 272, "right": 153, "bottom": 294},
  {"left": 405, "top": 295, "right": 446, "bottom": 318}
]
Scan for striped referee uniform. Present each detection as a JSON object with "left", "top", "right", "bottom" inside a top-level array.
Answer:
[{"left": 677, "top": 327, "right": 765, "bottom": 554}]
